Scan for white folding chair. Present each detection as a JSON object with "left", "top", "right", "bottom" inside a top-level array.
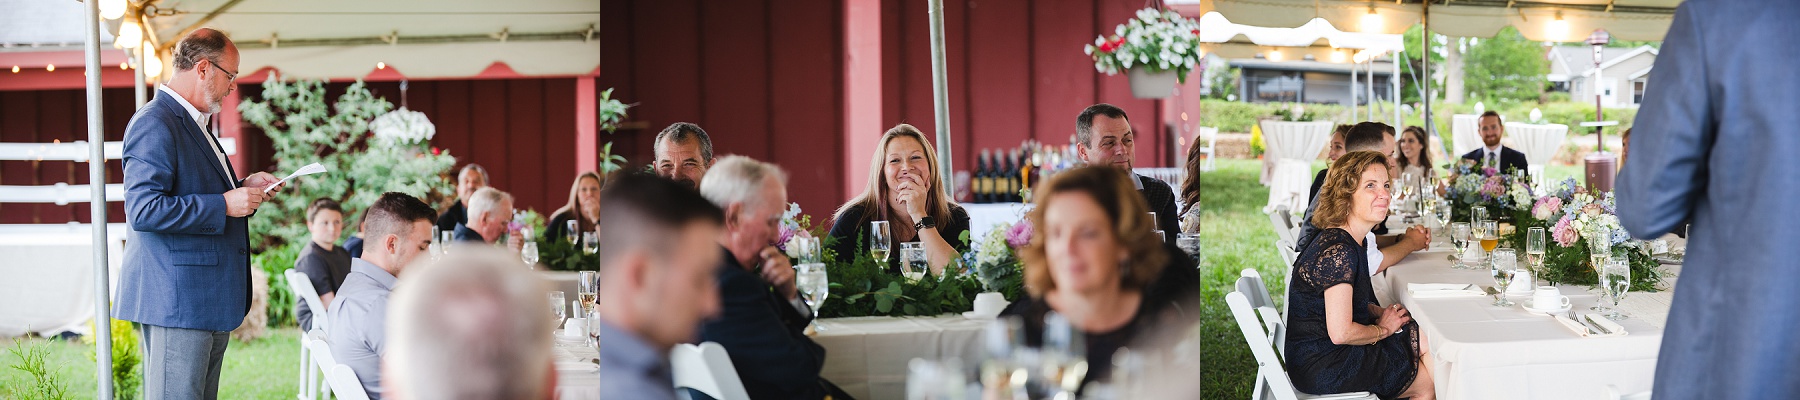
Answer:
[
  {"left": 1269, "top": 206, "right": 1296, "bottom": 245},
  {"left": 1228, "top": 291, "right": 1378, "bottom": 400},
  {"left": 670, "top": 342, "right": 750, "bottom": 400},
  {"left": 1197, "top": 126, "right": 1219, "bottom": 172},
  {"left": 309, "top": 337, "right": 371, "bottom": 400},
  {"left": 1237, "top": 270, "right": 1285, "bottom": 361},
  {"left": 285, "top": 270, "right": 330, "bottom": 400}
]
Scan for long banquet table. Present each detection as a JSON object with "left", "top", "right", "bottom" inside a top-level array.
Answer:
[
  {"left": 813, "top": 315, "right": 987, "bottom": 400},
  {"left": 553, "top": 333, "right": 600, "bottom": 399},
  {"left": 1377, "top": 236, "right": 1680, "bottom": 399}
]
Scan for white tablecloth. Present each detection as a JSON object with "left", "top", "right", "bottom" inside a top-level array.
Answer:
[
  {"left": 1259, "top": 121, "right": 1335, "bottom": 213},
  {"left": 1379, "top": 248, "right": 1673, "bottom": 400},
  {"left": 814, "top": 315, "right": 987, "bottom": 400},
  {"left": 552, "top": 334, "right": 599, "bottom": 399},
  {"left": 1451, "top": 114, "right": 1484, "bottom": 158},
  {"left": 1506, "top": 123, "right": 1570, "bottom": 179},
  {"left": 0, "top": 223, "right": 127, "bottom": 337}
]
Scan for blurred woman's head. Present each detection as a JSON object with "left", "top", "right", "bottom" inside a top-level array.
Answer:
[
  {"left": 1311, "top": 151, "right": 1392, "bottom": 229},
  {"left": 1020, "top": 166, "right": 1167, "bottom": 297}
]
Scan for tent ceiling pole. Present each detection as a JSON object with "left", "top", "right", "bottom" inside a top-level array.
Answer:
[
  {"left": 81, "top": 0, "right": 116, "bottom": 397},
  {"left": 927, "top": 0, "right": 954, "bottom": 194},
  {"left": 1422, "top": 0, "right": 1434, "bottom": 143}
]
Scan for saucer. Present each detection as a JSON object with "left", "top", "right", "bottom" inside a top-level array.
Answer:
[{"left": 1522, "top": 301, "right": 1571, "bottom": 315}]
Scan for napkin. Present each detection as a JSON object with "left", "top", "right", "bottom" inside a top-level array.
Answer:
[
  {"left": 1553, "top": 313, "right": 1628, "bottom": 337},
  {"left": 1407, "top": 283, "right": 1485, "bottom": 298}
]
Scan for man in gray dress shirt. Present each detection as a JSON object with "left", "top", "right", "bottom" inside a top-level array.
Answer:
[
  {"left": 598, "top": 174, "right": 726, "bottom": 398},
  {"left": 1617, "top": 1, "right": 1800, "bottom": 398},
  {"left": 328, "top": 192, "right": 437, "bottom": 399}
]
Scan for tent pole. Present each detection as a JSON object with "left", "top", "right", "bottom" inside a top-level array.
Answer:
[
  {"left": 927, "top": 0, "right": 954, "bottom": 194},
  {"left": 82, "top": 0, "right": 116, "bottom": 398},
  {"left": 1422, "top": 0, "right": 1433, "bottom": 142},
  {"left": 134, "top": 45, "right": 147, "bottom": 108},
  {"left": 1392, "top": 52, "right": 1401, "bottom": 128}
]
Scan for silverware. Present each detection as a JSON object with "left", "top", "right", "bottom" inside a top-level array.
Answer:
[{"left": 1584, "top": 314, "right": 1614, "bottom": 335}]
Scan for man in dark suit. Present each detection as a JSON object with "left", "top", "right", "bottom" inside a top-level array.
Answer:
[
  {"left": 1617, "top": 1, "right": 1800, "bottom": 397},
  {"left": 696, "top": 156, "right": 850, "bottom": 400},
  {"left": 1459, "top": 111, "right": 1529, "bottom": 174},
  {"left": 1075, "top": 103, "right": 1180, "bottom": 242},
  {"left": 435, "top": 163, "right": 488, "bottom": 234},
  {"left": 114, "top": 28, "right": 283, "bottom": 399}
]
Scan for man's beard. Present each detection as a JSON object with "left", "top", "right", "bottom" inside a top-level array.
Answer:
[{"left": 198, "top": 79, "right": 224, "bottom": 114}]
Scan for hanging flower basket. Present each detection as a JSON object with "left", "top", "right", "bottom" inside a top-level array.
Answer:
[
  {"left": 1085, "top": 8, "right": 1202, "bottom": 99},
  {"left": 369, "top": 107, "right": 436, "bottom": 147}
]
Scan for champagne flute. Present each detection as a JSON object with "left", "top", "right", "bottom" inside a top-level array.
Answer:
[
  {"left": 796, "top": 263, "right": 829, "bottom": 331},
  {"left": 1449, "top": 222, "right": 1471, "bottom": 266},
  {"left": 565, "top": 220, "right": 579, "bottom": 245},
  {"left": 582, "top": 231, "right": 600, "bottom": 255},
  {"left": 1435, "top": 203, "right": 1452, "bottom": 228},
  {"left": 900, "top": 242, "right": 927, "bottom": 282},
  {"left": 1588, "top": 230, "right": 1613, "bottom": 311},
  {"left": 521, "top": 241, "right": 540, "bottom": 269},
  {"left": 1603, "top": 258, "right": 1632, "bottom": 320},
  {"left": 1490, "top": 248, "right": 1517, "bottom": 307},
  {"left": 1527, "top": 227, "right": 1548, "bottom": 287},
  {"left": 1400, "top": 172, "right": 1418, "bottom": 216},
  {"left": 1472, "top": 206, "right": 1489, "bottom": 226},
  {"left": 547, "top": 291, "right": 567, "bottom": 333},
  {"left": 870, "top": 221, "right": 892, "bottom": 264},
  {"left": 578, "top": 271, "right": 598, "bottom": 316},
  {"left": 439, "top": 231, "right": 454, "bottom": 256}
]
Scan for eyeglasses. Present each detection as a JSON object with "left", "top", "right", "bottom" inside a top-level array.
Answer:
[{"left": 206, "top": 60, "right": 238, "bottom": 82}]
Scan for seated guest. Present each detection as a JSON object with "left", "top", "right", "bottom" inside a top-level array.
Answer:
[
  {"left": 1286, "top": 151, "right": 1434, "bottom": 400},
  {"left": 828, "top": 124, "right": 970, "bottom": 275},
  {"left": 1460, "top": 111, "right": 1529, "bottom": 174},
  {"left": 1000, "top": 166, "right": 1200, "bottom": 393},
  {"left": 383, "top": 248, "right": 557, "bottom": 400},
  {"left": 1298, "top": 122, "right": 1429, "bottom": 278},
  {"left": 453, "top": 187, "right": 522, "bottom": 252},
  {"left": 1395, "top": 125, "right": 1437, "bottom": 181},
  {"left": 1073, "top": 103, "right": 1179, "bottom": 242},
  {"left": 546, "top": 171, "right": 604, "bottom": 242},
  {"left": 654, "top": 122, "right": 715, "bottom": 190},
  {"left": 1307, "top": 124, "right": 1355, "bottom": 203},
  {"left": 436, "top": 163, "right": 488, "bottom": 233},
  {"left": 328, "top": 192, "right": 438, "bottom": 399},
  {"left": 596, "top": 174, "right": 726, "bottom": 398},
  {"left": 1619, "top": 127, "right": 1632, "bottom": 165},
  {"left": 1178, "top": 135, "right": 1206, "bottom": 234},
  {"left": 295, "top": 198, "right": 352, "bottom": 332},
  {"left": 344, "top": 211, "right": 366, "bottom": 258},
  {"left": 698, "top": 156, "right": 852, "bottom": 400}
]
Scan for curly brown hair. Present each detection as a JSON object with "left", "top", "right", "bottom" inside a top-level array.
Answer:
[
  {"left": 1310, "top": 151, "right": 1390, "bottom": 229},
  {"left": 1019, "top": 166, "right": 1167, "bottom": 297}
]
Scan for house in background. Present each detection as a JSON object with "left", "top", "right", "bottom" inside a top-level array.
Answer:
[
  {"left": 1548, "top": 45, "right": 1658, "bottom": 108},
  {"left": 1230, "top": 56, "right": 1396, "bottom": 105}
]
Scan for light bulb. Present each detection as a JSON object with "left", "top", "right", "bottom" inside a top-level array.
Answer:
[
  {"left": 100, "top": 0, "right": 127, "bottom": 20},
  {"left": 143, "top": 53, "right": 162, "bottom": 79},
  {"left": 1268, "top": 50, "right": 1283, "bottom": 62},
  {"left": 1547, "top": 12, "right": 1570, "bottom": 41},
  {"left": 117, "top": 19, "right": 142, "bottom": 49},
  {"left": 46, "top": 65, "right": 55, "bottom": 72},
  {"left": 1330, "top": 50, "right": 1346, "bottom": 63},
  {"left": 1361, "top": 6, "right": 1384, "bottom": 33}
]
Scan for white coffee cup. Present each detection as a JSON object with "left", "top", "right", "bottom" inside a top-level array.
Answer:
[
  {"left": 973, "top": 292, "right": 1007, "bottom": 317},
  {"left": 1531, "top": 286, "right": 1570, "bottom": 310}
]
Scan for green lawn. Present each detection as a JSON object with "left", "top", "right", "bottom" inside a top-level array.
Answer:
[
  {"left": 2, "top": 327, "right": 301, "bottom": 399},
  {"left": 1197, "top": 158, "right": 1585, "bottom": 399}
]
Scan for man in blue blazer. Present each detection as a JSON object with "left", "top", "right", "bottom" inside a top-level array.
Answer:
[
  {"left": 114, "top": 28, "right": 282, "bottom": 400},
  {"left": 1458, "top": 111, "right": 1530, "bottom": 175},
  {"left": 1617, "top": 1, "right": 1800, "bottom": 398}
]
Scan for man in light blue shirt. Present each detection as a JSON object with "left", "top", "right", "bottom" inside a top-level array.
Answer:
[
  {"left": 328, "top": 192, "right": 437, "bottom": 399},
  {"left": 598, "top": 174, "right": 726, "bottom": 398}
]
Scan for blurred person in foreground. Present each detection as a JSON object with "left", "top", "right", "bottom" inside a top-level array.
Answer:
[
  {"left": 383, "top": 248, "right": 557, "bottom": 400},
  {"left": 1616, "top": 1, "right": 1800, "bottom": 397},
  {"left": 595, "top": 173, "right": 726, "bottom": 398},
  {"left": 328, "top": 192, "right": 438, "bottom": 399},
  {"left": 697, "top": 156, "right": 852, "bottom": 399},
  {"left": 1000, "top": 165, "right": 1200, "bottom": 394}
]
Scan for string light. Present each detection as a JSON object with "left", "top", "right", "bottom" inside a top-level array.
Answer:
[
  {"left": 1268, "top": 50, "right": 1283, "bottom": 62},
  {"left": 1330, "top": 50, "right": 1347, "bottom": 63},
  {"left": 377, "top": 62, "right": 387, "bottom": 70},
  {"left": 1361, "top": 4, "right": 1384, "bottom": 33},
  {"left": 1547, "top": 11, "right": 1570, "bottom": 41},
  {"left": 46, "top": 65, "right": 55, "bottom": 72},
  {"left": 120, "top": 62, "right": 129, "bottom": 70},
  {"left": 117, "top": 19, "right": 142, "bottom": 49},
  {"left": 10, "top": 66, "right": 18, "bottom": 73},
  {"left": 99, "top": 0, "right": 126, "bottom": 20}
]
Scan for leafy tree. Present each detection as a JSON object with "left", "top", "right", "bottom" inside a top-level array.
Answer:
[{"left": 1464, "top": 26, "right": 1549, "bottom": 103}]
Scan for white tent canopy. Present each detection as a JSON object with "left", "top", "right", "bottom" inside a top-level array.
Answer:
[
  {"left": 132, "top": 0, "right": 599, "bottom": 79},
  {"left": 1205, "top": 0, "right": 1680, "bottom": 41},
  {"left": 1199, "top": 12, "right": 1403, "bottom": 52}
]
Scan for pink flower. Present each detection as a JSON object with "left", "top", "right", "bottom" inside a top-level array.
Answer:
[
  {"left": 1006, "top": 219, "right": 1034, "bottom": 249},
  {"left": 1551, "top": 217, "right": 1579, "bottom": 247},
  {"left": 1532, "top": 197, "right": 1563, "bottom": 220},
  {"left": 774, "top": 225, "right": 796, "bottom": 250}
]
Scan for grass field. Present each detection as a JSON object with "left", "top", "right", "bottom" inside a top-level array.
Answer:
[
  {"left": 1197, "top": 158, "right": 1586, "bottom": 399},
  {"left": 2, "top": 328, "right": 300, "bottom": 399}
]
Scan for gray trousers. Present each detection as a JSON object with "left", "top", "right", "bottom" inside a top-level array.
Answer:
[{"left": 140, "top": 324, "right": 230, "bottom": 400}]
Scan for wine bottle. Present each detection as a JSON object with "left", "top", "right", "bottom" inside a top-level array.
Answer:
[
  {"left": 975, "top": 149, "right": 991, "bottom": 203},
  {"left": 1002, "top": 149, "right": 1018, "bottom": 202}
]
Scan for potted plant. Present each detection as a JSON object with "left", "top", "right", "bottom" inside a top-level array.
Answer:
[{"left": 1084, "top": 8, "right": 1201, "bottom": 99}]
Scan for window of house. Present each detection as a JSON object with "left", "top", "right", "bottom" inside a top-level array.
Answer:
[{"left": 1633, "top": 80, "right": 1646, "bottom": 104}]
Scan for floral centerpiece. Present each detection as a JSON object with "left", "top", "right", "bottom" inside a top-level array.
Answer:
[
  {"left": 1509, "top": 179, "right": 1663, "bottom": 291},
  {"left": 964, "top": 220, "right": 1031, "bottom": 303},
  {"left": 1444, "top": 163, "right": 1533, "bottom": 224}
]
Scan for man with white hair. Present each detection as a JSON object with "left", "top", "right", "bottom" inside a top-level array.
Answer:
[
  {"left": 597, "top": 173, "right": 726, "bottom": 398},
  {"left": 329, "top": 192, "right": 438, "bottom": 399},
  {"left": 696, "top": 156, "right": 851, "bottom": 400},
  {"left": 383, "top": 248, "right": 557, "bottom": 400},
  {"left": 453, "top": 187, "right": 522, "bottom": 251}
]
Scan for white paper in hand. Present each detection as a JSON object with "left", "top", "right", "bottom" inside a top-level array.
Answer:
[{"left": 265, "top": 163, "right": 327, "bottom": 193}]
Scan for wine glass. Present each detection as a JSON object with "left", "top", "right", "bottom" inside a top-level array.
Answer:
[
  {"left": 585, "top": 308, "right": 602, "bottom": 348},
  {"left": 1434, "top": 203, "right": 1452, "bottom": 228},
  {"left": 900, "top": 242, "right": 927, "bottom": 281},
  {"left": 1588, "top": 230, "right": 1613, "bottom": 311},
  {"left": 1400, "top": 172, "right": 1418, "bottom": 216},
  {"left": 869, "top": 221, "right": 892, "bottom": 264},
  {"left": 1477, "top": 220, "right": 1499, "bottom": 266},
  {"left": 1527, "top": 227, "right": 1548, "bottom": 287},
  {"left": 1472, "top": 206, "right": 1489, "bottom": 226},
  {"left": 439, "top": 231, "right": 454, "bottom": 256},
  {"left": 521, "top": 241, "right": 540, "bottom": 269},
  {"left": 1602, "top": 257, "right": 1632, "bottom": 320},
  {"left": 1449, "top": 222, "right": 1471, "bottom": 266},
  {"left": 582, "top": 231, "right": 600, "bottom": 255},
  {"left": 578, "top": 271, "right": 598, "bottom": 316},
  {"left": 796, "top": 263, "right": 829, "bottom": 331},
  {"left": 565, "top": 220, "right": 579, "bottom": 245},
  {"left": 1490, "top": 248, "right": 1517, "bottom": 307},
  {"left": 547, "top": 291, "right": 567, "bottom": 330}
]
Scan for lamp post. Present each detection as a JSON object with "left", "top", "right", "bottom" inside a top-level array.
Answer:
[{"left": 1582, "top": 29, "right": 1617, "bottom": 192}]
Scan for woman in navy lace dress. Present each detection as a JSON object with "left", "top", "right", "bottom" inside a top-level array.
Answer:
[{"left": 1285, "top": 151, "right": 1435, "bottom": 399}]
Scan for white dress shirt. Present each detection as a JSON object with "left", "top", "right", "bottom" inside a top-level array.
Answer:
[{"left": 158, "top": 85, "right": 235, "bottom": 188}]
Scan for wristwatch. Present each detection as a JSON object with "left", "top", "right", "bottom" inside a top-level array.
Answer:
[{"left": 914, "top": 216, "right": 937, "bottom": 231}]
